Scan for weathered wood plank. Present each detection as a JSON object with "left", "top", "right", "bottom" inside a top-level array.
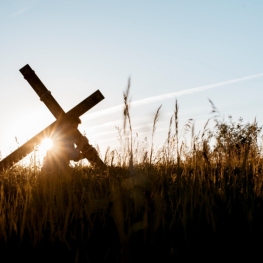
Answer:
[{"left": 20, "top": 64, "right": 65, "bottom": 120}]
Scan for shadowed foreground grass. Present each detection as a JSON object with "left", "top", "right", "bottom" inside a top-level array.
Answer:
[
  {"left": 1, "top": 97, "right": 263, "bottom": 262},
  {"left": 1, "top": 160, "right": 263, "bottom": 262}
]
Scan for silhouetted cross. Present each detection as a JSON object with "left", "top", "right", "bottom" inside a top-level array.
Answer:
[{"left": 0, "top": 64, "right": 105, "bottom": 171}]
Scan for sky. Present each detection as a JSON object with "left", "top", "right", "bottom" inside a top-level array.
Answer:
[{"left": 1, "top": 0, "right": 263, "bottom": 163}]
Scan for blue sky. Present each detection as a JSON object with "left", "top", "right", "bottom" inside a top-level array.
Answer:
[{"left": 1, "top": 0, "right": 263, "bottom": 162}]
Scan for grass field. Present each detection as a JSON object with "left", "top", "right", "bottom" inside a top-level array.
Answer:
[{"left": 1, "top": 96, "right": 263, "bottom": 262}]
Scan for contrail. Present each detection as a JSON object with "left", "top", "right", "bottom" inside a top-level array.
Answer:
[
  {"left": 10, "top": 7, "right": 28, "bottom": 17},
  {"left": 82, "top": 73, "right": 263, "bottom": 121}
]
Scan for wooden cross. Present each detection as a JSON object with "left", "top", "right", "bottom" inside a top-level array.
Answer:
[{"left": 0, "top": 64, "right": 105, "bottom": 171}]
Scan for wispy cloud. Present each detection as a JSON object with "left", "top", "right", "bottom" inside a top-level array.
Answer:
[
  {"left": 82, "top": 73, "right": 263, "bottom": 122},
  {"left": 10, "top": 7, "right": 29, "bottom": 17},
  {"left": 96, "top": 127, "right": 168, "bottom": 144},
  {"left": 9, "top": 0, "right": 38, "bottom": 17}
]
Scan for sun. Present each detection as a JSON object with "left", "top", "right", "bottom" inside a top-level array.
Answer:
[{"left": 39, "top": 138, "right": 53, "bottom": 154}]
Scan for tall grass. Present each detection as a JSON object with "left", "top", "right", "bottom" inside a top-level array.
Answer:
[{"left": 1, "top": 93, "right": 263, "bottom": 262}]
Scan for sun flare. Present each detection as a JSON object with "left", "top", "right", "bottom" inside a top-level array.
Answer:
[{"left": 39, "top": 138, "right": 53, "bottom": 153}]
